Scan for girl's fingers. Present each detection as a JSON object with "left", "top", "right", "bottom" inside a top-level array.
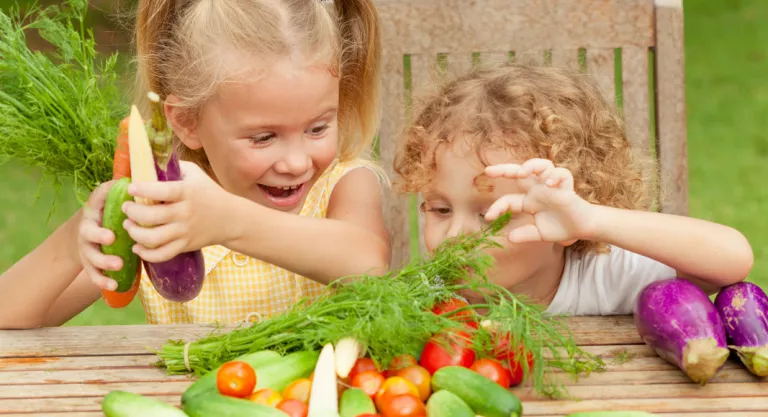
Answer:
[
  {"left": 544, "top": 167, "right": 574, "bottom": 189},
  {"left": 133, "top": 239, "right": 187, "bottom": 264},
  {"left": 485, "top": 194, "right": 526, "bottom": 221},
  {"left": 485, "top": 164, "right": 523, "bottom": 178},
  {"left": 507, "top": 224, "right": 543, "bottom": 244},
  {"left": 128, "top": 180, "right": 185, "bottom": 203},
  {"left": 79, "top": 217, "right": 114, "bottom": 246},
  {"left": 124, "top": 219, "right": 184, "bottom": 250},
  {"left": 519, "top": 158, "right": 555, "bottom": 177},
  {"left": 122, "top": 200, "right": 178, "bottom": 227},
  {"left": 82, "top": 242, "right": 123, "bottom": 272}
]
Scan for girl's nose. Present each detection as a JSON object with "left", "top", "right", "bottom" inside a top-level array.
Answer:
[
  {"left": 446, "top": 216, "right": 481, "bottom": 239},
  {"left": 274, "top": 147, "right": 312, "bottom": 176}
]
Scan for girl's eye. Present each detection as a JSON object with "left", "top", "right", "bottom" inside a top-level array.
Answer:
[
  {"left": 249, "top": 133, "right": 275, "bottom": 145},
  {"left": 420, "top": 202, "right": 452, "bottom": 216},
  {"left": 308, "top": 124, "right": 330, "bottom": 136}
]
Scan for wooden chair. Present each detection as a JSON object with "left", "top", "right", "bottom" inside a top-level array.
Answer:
[{"left": 375, "top": 0, "right": 687, "bottom": 269}]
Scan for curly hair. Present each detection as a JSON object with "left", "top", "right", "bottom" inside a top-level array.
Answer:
[{"left": 393, "top": 63, "right": 658, "bottom": 254}]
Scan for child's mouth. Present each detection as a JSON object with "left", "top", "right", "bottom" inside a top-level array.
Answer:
[{"left": 258, "top": 183, "right": 306, "bottom": 207}]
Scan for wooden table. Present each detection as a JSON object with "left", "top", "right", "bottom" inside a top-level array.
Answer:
[{"left": 0, "top": 316, "right": 766, "bottom": 416}]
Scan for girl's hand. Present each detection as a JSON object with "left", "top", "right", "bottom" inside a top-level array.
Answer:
[
  {"left": 77, "top": 180, "right": 122, "bottom": 291},
  {"left": 122, "top": 161, "right": 233, "bottom": 263},
  {"left": 484, "top": 158, "right": 596, "bottom": 244}
]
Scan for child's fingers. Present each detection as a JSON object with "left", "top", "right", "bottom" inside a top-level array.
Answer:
[
  {"left": 122, "top": 200, "right": 177, "bottom": 227},
  {"left": 485, "top": 164, "right": 523, "bottom": 178},
  {"left": 81, "top": 242, "right": 123, "bottom": 272},
  {"left": 128, "top": 180, "right": 185, "bottom": 203},
  {"left": 124, "top": 219, "right": 185, "bottom": 250},
  {"left": 80, "top": 218, "right": 115, "bottom": 246},
  {"left": 485, "top": 194, "right": 526, "bottom": 221},
  {"left": 519, "top": 158, "right": 555, "bottom": 177},
  {"left": 132, "top": 239, "right": 187, "bottom": 264},
  {"left": 507, "top": 224, "right": 543, "bottom": 244},
  {"left": 543, "top": 167, "right": 574, "bottom": 189}
]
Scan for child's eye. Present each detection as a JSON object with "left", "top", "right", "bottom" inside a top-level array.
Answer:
[
  {"left": 420, "top": 202, "right": 452, "bottom": 216},
  {"left": 307, "top": 124, "right": 330, "bottom": 136},
  {"left": 249, "top": 133, "right": 275, "bottom": 146}
]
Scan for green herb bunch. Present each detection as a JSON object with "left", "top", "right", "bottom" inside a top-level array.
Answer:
[
  {"left": 155, "top": 214, "right": 605, "bottom": 398},
  {"left": 0, "top": 0, "right": 126, "bottom": 204}
]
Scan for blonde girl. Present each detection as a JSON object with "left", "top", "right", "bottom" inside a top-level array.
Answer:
[
  {"left": 394, "top": 63, "right": 753, "bottom": 315},
  {"left": 0, "top": 0, "right": 390, "bottom": 328}
]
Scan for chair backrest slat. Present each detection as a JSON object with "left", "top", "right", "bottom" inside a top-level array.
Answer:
[{"left": 376, "top": 0, "right": 687, "bottom": 268}]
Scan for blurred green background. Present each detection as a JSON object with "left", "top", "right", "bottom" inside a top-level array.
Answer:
[{"left": 0, "top": 0, "right": 766, "bottom": 326}]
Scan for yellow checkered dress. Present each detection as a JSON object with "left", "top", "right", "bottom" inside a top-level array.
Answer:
[{"left": 137, "top": 158, "right": 385, "bottom": 325}]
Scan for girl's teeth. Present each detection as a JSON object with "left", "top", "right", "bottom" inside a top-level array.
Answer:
[{"left": 280, "top": 185, "right": 299, "bottom": 190}]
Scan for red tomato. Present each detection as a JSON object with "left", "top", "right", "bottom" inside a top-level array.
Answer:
[
  {"left": 419, "top": 331, "right": 475, "bottom": 374},
  {"left": 493, "top": 334, "right": 535, "bottom": 386},
  {"left": 384, "top": 354, "right": 419, "bottom": 377},
  {"left": 277, "top": 399, "right": 308, "bottom": 417},
  {"left": 351, "top": 370, "right": 385, "bottom": 398},
  {"left": 216, "top": 361, "right": 257, "bottom": 398},
  {"left": 349, "top": 357, "right": 380, "bottom": 381},
  {"left": 248, "top": 388, "right": 283, "bottom": 407},
  {"left": 282, "top": 378, "right": 312, "bottom": 404},
  {"left": 377, "top": 394, "right": 426, "bottom": 417},
  {"left": 394, "top": 365, "right": 431, "bottom": 401},
  {"left": 470, "top": 358, "right": 512, "bottom": 388},
  {"left": 431, "top": 298, "right": 477, "bottom": 327},
  {"left": 374, "top": 376, "right": 420, "bottom": 410}
]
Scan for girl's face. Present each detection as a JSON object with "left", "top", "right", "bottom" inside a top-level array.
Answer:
[
  {"left": 171, "top": 59, "right": 340, "bottom": 214},
  {"left": 420, "top": 142, "right": 566, "bottom": 300}
]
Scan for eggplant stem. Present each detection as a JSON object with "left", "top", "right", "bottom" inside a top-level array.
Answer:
[{"left": 682, "top": 338, "right": 729, "bottom": 385}]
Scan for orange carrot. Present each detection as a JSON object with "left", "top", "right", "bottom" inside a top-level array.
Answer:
[{"left": 101, "top": 116, "right": 141, "bottom": 308}]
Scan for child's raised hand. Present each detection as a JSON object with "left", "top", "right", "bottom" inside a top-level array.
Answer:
[
  {"left": 483, "top": 158, "right": 594, "bottom": 244},
  {"left": 121, "top": 161, "right": 234, "bottom": 263},
  {"left": 77, "top": 179, "right": 122, "bottom": 291}
]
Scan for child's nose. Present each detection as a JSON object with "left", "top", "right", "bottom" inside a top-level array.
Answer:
[
  {"left": 275, "top": 149, "right": 312, "bottom": 176},
  {"left": 446, "top": 217, "right": 481, "bottom": 239}
]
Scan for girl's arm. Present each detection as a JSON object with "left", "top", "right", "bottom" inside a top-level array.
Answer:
[
  {"left": 0, "top": 209, "right": 101, "bottom": 329},
  {"left": 583, "top": 205, "right": 754, "bottom": 292},
  {"left": 224, "top": 167, "right": 391, "bottom": 284}
]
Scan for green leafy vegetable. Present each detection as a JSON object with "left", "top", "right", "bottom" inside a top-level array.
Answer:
[
  {"left": 154, "top": 214, "right": 605, "bottom": 399},
  {"left": 0, "top": 0, "right": 126, "bottom": 204}
]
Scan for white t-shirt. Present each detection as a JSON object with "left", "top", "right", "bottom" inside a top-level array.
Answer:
[{"left": 545, "top": 245, "right": 677, "bottom": 316}]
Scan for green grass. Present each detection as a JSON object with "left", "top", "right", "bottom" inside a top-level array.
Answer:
[{"left": 0, "top": 0, "right": 766, "bottom": 326}]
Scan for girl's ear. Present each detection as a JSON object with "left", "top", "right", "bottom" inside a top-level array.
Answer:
[
  {"left": 560, "top": 238, "right": 578, "bottom": 247},
  {"left": 165, "top": 94, "right": 203, "bottom": 150}
]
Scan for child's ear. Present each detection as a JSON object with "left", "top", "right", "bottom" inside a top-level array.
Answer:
[
  {"left": 165, "top": 94, "right": 203, "bottom": 150},
  {"left": 559, "top": 238, "right": 578, "bottom": 247}
]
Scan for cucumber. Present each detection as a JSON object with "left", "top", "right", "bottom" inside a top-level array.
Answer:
[
  {"left": 565, "top": 413, "right": 658, "bottom": 417},
  {"left": 101, "top": 390, "right": 188, "bottom": 417},
  {"left": 252, "top": 350, "right": 320, "bottom": 392},
  {"left": 181, "top": 350, "right": 281, "bottom": 404},
  {"left": 101, "top": 177, "right": 141, "bottom": 292},
  {"left": 431, "top": 366, "right": 523, "bottom": 417},
  {"left": 183, "top": 392, "right": 289, "bottom": 417},
  {"left": 339, "top": 388, "right": 376, "bottom": 417},
  {"left": 425, "top": 390, "right": 475, "bottom": 417}
]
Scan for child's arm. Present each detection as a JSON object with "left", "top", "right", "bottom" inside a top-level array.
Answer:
[
  {"left": 0, "top": 209, "right": 101, "bottom": 329},
  {"left": 122, "top": 162, "right": 390, "bottom": 285},
  {"left": 583, "top": 206, "right": 753, "bottom": 292}
]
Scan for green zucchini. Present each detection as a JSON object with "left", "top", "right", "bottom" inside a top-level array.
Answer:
[
  {"left": 101, "top": 390, "right": 188, "bottom": 417},
  {"left": 564, "top": 413, "right": 658, "bottom": 417},
  {"left": 183, "top": 392, "right": 289, "bottom": 417},
  {"left": 425, "top": 389, "right": 475, "bottom": 417},
  {"left": 101, "top": 177, "right": 141, "bottom": 292},
  {"left": 431, "top": 366, "right": 523, "bottom": 417},
  {"left": 339, "top": 388, "right": 376, "bottom": 417},
  {"left": 181, "top": 350, "right": 281, "bottom": 404},
  {"left": 252, "top": 350, "right": 319, "bottom": 392}
]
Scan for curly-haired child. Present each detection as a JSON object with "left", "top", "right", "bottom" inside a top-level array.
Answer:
[{"left": 394, "top": 63, "right": 753, "bottom": 315}]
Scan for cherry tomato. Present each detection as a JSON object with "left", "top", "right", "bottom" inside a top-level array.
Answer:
[
  {"left": 349, "top": 357, "right": 380, "bottom": 381},
  {"left": 384, "top": 354, "right": 419, "bottom": 377},
  {"left": 432, "top": 298, "right": 478, "bottom": 326},
  {"left": 377, "top": 393, "right": 426, "bottom": 417},
  {"left": 493, "top": 334, "right": 535, "bottom": 386},
  {"left": 216, "top": 361, "right": 257, "bottom": 398},
  {"left": 277, "top": 399, "right": 308, "bottom": 417},
  {"left": 374, "top": 376, "right": 420, "bottom": 409},
  {"left": 419, "top": 331, "right": 475, "bottom": 375},
  {"left": 351, "top": 370, "right": 385, "bottom": 398},
  {"left": 248, "top": 388, "right": 283, "bottom": 407},
  {"left": 282, "top": 378, "right": 312, "bottom": 404},
  {"left": 470, "top": 358, "right": 512, "bottom": 388},
  {"left": 394, "top": 365, "right": 431, "bottom": 402}
]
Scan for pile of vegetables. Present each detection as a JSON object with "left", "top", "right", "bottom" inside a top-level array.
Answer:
[{"left": 634, "top": 278, "right": 768, "bottom": 385}]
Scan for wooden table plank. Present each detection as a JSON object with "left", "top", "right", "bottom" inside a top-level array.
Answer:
[
  {"left": 523, "top": 397, "right": 768, "bottom": 415},
  {"left": 0, "top": 396, "right": 180, "bottom": 413}
]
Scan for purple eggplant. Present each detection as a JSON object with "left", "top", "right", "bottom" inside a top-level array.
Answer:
[
  {"left": 634, "top": 278, "right": 729, "bottom": 385},
  {"left": 714, "top": 281, "right": 768, "bottom": 377},
  {"left": 140, "top": 92, "right": 206, "bottom": 303}
]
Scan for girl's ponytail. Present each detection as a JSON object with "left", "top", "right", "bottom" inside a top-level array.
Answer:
[
  {"left": 134, "top": 0, "right": 182, "bottom": 107},
  {"left": 334, "top": 0, "right": 382, "bottom": 160}
]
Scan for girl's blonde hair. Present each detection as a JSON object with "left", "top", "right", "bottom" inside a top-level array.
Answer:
[
  {"left": 394, "top": 63, "right": 658, "bottom": 254},
  {"left": 132, "top": 0, "right": 381, "bottom": 173}
]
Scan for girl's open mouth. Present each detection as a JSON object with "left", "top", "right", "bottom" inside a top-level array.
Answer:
[{"left": 258, "top": 183, "right": 306, "bottom": 208}]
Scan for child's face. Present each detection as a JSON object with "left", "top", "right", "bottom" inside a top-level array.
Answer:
[
  {"left": 421, "top": 142, "right": 566, "bottom": 296},
  {"left": 177, "top": 59, "right": 340, "bottom": 213}
]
